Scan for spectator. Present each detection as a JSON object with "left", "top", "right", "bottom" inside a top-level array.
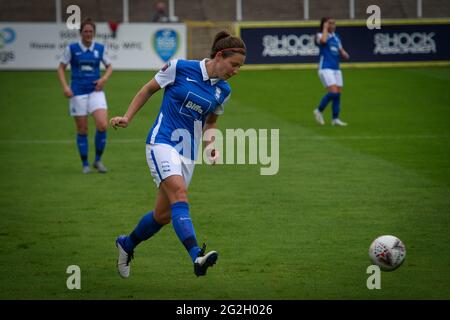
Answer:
[{"left": 151, "top": 1, "right": 169, "bottom": 23}]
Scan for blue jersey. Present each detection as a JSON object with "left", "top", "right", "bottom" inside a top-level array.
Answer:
[
  {"left": 147, "top": 59, "right": 231, "bottom": 160},
  {"left": 316, "top": 33, "right": 342, "bottom": 70},
  {"left": 60, "top": 41, "right": 111, "bottom": 96}
]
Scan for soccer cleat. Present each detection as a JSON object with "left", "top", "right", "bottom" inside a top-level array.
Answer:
[
  {"left": 93, "top": 161, "right": 108, "bottom": 173},
  {"left": 313, "top": 109, "right": 325, "bottom": 125},
  {"left": 331, "top": 118, "right": 348, "bottom": 126},
  {"left": 82, "top": 166, "right": 92, "bottom": 174},
  {"left": 116, "top": 235, "right": 134, "bottom": 278},
  {"left": 194, "top": 243, "right": 218, "bottom": 277}
]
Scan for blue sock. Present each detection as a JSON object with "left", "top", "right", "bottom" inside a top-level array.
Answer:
[
  {"left": 171, "top": 201, "right": 201, "bottom": 262},
  {"left": 317, "top": 92, "right": 335, "bottom": 112},
  {"left": 95, "top": 130, "right": 107, "bottom": 162},
  {"left": 123, "top": 211, "right": 163, "bottom": 253},
  {"left": 332, "top": 93, "right": 341, "bottom": 119},
  {"left": 76, "top": 134, "right": 89, "bottom": 167}
]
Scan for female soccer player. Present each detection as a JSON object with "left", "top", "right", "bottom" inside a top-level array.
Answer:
[
  {"left": 313, "top": 17, "right": 350, "bottom": 126},
  {"left": 57, "top": 18, "right": 112, "bottom": 173},
  {"left": 110, "top": 31, "right": 246, "bottom": 277}
]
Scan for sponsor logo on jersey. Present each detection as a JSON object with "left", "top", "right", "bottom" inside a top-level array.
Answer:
[
  {"left": 185, "top": 101, "right": 203, "bottom": 114},
  {"left": 179, "top": 92, "right": 212, "bottom": 120}
]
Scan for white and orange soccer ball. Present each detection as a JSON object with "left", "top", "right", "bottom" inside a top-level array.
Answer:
[{"left": 369, "top": 235, "right": 406, "bottom": 271}]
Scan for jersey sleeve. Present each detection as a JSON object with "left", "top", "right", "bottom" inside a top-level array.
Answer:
[
  {"left": 213, "top": 92, "right": 230, "bottom": 115},
  {"left": 154, "top": 59, "right": 178, "bottom": 88},
  {"left": 102, "top": 48, "right": 112, "bottom": 66},
  {"left": 316, "top": 33, "right": 322, "bottom": 45},
  {"left": 337, "top": 35, "right": 343, "bottom": 49},
  {"left": 60, "top": 45, "right": 71, "bottom": 65}
]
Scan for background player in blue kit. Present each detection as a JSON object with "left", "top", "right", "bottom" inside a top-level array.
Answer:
[
  {"left": 110, "top": 31, "right": 246, "bottom": 277},
  {"left": 313, "top": 17, "right": 350, "bottom": 127},
  {"left": 57, "top": 19, "right": 113, "bottom": 173}
]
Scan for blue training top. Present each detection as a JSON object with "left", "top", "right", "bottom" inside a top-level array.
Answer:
[
  {"left": 60, "top": 41, "right": 111, "bottom": 96},
  {"left": 147, "top": 59, "right": 231, "bottom": 160},
  {"left": 316, "top": 32, "right": 342, "bottom": 70}
]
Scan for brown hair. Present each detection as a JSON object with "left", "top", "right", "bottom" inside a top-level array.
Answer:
[
  {"left": 210, "top": 30, "right": 246, "bottom": 59},
  {"left": 80, "top": 18, "right": 96, "bottom": 33},
  {"left": 320, "top": 17, "right": 332, "bottom": 32}
]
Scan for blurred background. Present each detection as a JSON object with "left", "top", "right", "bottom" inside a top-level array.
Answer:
[{"left": 1, "top": 0, "right": 449, "bottom": 64}]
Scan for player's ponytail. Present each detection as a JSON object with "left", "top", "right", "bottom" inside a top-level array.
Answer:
[
  {"left": 210, "top": 30, "right": 246, "bottom": 59},
  {"left": 80, "top": 18, "right": 96, "bottom": 33}
]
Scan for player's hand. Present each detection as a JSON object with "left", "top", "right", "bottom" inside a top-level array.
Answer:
[
  {"left": 94, "top": 78, "right": 106, "bottom": 91},
  {"left": 63, "top": 86, "right": 74, "bottom": 98},
  {"left": 323, "top": 21, "right": 329, "bottom": 31},
  {"left": 110, "top": 116, "right": 129, "bottom": 129},
  {"left": 342, "top": 51, "right": 350, "bottom": 60}
]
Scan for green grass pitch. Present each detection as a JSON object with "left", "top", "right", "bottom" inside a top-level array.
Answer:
[{"left": 0, "top": 67, "right": 449, "bottom": 299}]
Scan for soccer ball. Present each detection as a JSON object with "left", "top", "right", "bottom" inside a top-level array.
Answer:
[{"left": 369, "top": 235, "right": 406, "bottom": 271}]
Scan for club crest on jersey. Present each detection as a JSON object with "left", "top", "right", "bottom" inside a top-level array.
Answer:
[{"left": 94, "top": 50, "right": 99, "bottom": 58}]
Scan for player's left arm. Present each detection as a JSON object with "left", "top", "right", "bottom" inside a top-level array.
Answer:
[
  {"left": 203, "top": 113, "right": 220, "bottom": 165},
  {"left": 339, "top": 47, "right": 350, "bottom": 60},
  {"left": 338, "top": 37, "right": 350, "bottom": 60},
  {"left": 95, "top": 63, "right": 113, "bottom": 91}
]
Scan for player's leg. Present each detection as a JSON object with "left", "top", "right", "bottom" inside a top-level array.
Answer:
[
  {"left": 74, "top": 116, "right": 91, "bottom": 173},
  {"left": 89, "top": 92, "right": 109, "bottom": 172},
  {"left": 314, "top": 69, "right": 338, "bottom": 125},
  {"left": 70, "top": 95, "right": 91, "bottom": 172},
  {"left": 116, "top": 189, "right": 169, "bottom": 278},
  {"left": 123, "top": 189, "right": 170, "bottom": 251},
  {"left": 160, "top": 170, "right": 217, "bottom": 277},
  {"left": 331, "top": 71, "right": 347, "bottom": 126},
  {"left": 116, "top": 143, "right": 179, "bottom": 278}
]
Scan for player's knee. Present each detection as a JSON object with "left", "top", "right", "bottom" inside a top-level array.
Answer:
[
  {"left": 77, "top": 127, "right": 88, "bottom": 135},
  {"left": 172, "top": 187, "right": 188, "bottom": 203},
  {"left": 154, "top": 210, "right": 171, "bottom": 225},
  {"left": 96, "top": 122, "right": 108, "bottom": 132}
]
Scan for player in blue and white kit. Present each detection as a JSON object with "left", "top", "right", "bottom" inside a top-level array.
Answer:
[
  {"left": 313, "top": 17, "right": 350, "bottom": 126},
  {"left": 57, "top": 19, "right": 112, "bottom": 173},
  {"left": 110, "top": 31, "right": 246, "bottom": 277}
]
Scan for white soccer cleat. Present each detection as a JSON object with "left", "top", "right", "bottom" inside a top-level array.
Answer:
[
  {"left": 331, "top": 118, "right": 348, "bottom": 126},
  {"left": 93, "top": 161, "right": 108, "bottom": 173},
  {"left": 313, "top": 109, "right": 325, "bottom": 125},
  {"left": 116, "top": 235, "right": 133, "bottom": 278},
  {"left": 194, "top": 244, "right": 218, "bottom": 277},
  {"left": 82, "top": 166, "right": 92, "bottom": 174}
]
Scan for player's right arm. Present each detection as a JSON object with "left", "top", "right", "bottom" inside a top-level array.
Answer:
[
  {"left": 319, "top": 21, "right": 329, "bottom": 45},
  {"left": 57, "top": 45, "right": 74, "bottom": 98},
  {"left": 111, "top": 60, "right": 177, "bottom": 129},
  {"left": 110, "top": 79, "right": 161, "bottom": 129},
  {"left": 57, "top": 63, "right": 74, "bottom": 98}
]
